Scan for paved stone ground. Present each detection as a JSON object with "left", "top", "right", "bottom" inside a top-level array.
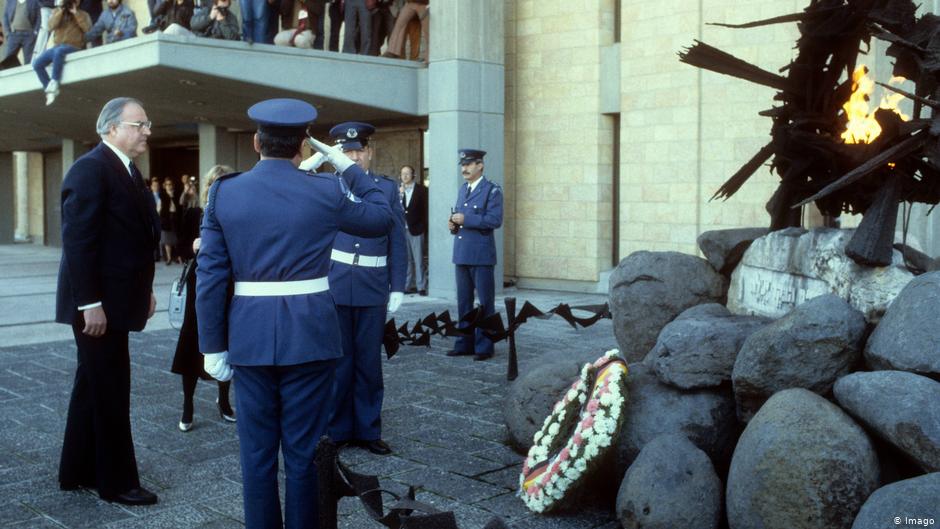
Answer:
[{"left": 0, "top": 244, "right": 620, "bottom": 528}]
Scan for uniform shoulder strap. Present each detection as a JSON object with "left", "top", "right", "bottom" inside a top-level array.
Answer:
[{"left": 206, "top": 171, "right": 241, "bottom": 218}]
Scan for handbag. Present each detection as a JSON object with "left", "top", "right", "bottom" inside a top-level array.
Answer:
[{"left": 168, "top": 260, "right": 192, "bottom": 329}]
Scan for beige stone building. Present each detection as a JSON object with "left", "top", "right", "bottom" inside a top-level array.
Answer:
[{"left": 4, "top": 0, "right": 937, "bottom": 296}]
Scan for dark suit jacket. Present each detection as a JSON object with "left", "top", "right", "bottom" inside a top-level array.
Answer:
[
  {"left": 55, "top": 143, "right": 161, "bottom": 332},
  {"left": 401, "top": 183, "right": 427, "bottom": 236}
]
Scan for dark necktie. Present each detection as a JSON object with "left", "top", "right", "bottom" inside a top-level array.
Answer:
[
  {"left": 465, "top": 184, "right": 471, "bottom": 198},
  {"left": 129, "top": 162, "right": 146, "bottom": 192}
]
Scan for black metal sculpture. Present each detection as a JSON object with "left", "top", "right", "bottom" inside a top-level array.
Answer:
[
  {"left": 315, "top": 436, "right": 509, "bottom": 529},
  {"left": 680, "top": 0, "right": 940, "bottom": 266}
]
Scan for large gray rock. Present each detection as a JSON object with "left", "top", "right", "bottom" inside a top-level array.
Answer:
[
  {"left": 503, "top": 349, "right": 607, "bottom": 453},
  {"left": 727, "top": 388, "right": 880, "bottom": 529},
  {"left": 616, "top": 434, "right": 722, "bottom": 529},
  {"left": 645, "top": 303, "right": 767, "bottom": 390},
  {"left": 616, "top": 363, "right": 737, "bottom": 475},
  {"left": 732, "top": 294, "right": 866, "bottom": 422},
  {"left": 851, "top": 473, "right": 940, "bottom": 529},
  {"left": 864, "top": 271, "right": 940, "bottom": 376},
  {"left": 834, "top": 371, "right": 940, "bottom": 472},
  {"left": 609, "top": 251, "right": 727, "bottom": 362},
  {"left": 697, "top": 227, "right": 769, "bottom": 276},
  {"left": 728, "top": 227, "right": 914, "bottom": 322}
]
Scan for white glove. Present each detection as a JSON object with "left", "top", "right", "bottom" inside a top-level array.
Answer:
[
  {"left": 307, "top": 137, "right": 354, "bottom": 173},
  {"left": 387, "top": 291, "right": 403, "bottom": 313},
  {"left": 298, "top": 151, "right": 326, "bottom": 172},
  {"left": 203, "top": 352, "right": 233, "bottom": 382}
]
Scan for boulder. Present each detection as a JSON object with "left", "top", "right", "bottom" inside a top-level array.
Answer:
[
  {"left": 616, "top": 434, "right": 722, "bottom": 529},
  {"left": 609, "top": 251, "right": 727, "bottom": 362},
  {"left": 864, "top": 271, "right": 940, "bottom": 376},
  {"left": 834, "top": 371, "right": 940, "bottom": 472},
  {"left": 645, "top": 303, "right": 767, "bottom": 390},
  {"left": 503, "top": 349, "right": 607, "bottom": 453},
  {"left": 732, "top": 294, "right": 866, "bottom": 422},
  {"left": 727, "top": 227, "right": 914, "bottom": 322},
  {"left": 697, "top": 227, "right": 769, "bottom": 276},
  {"left": 615, "top": 363, "right": 737, "bottom": 475},
  {"left": 851, "top": 473, "right": 940, "bottom": 529},
  {"left": 727, "top": 388, "right": 880, "bottom": 529}
]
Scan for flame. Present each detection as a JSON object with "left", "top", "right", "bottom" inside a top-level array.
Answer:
[{"left": 841, "top": 66, "right": 910, "bottom": 144}]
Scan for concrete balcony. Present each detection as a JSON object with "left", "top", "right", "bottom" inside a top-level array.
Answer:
[{"left": 0, "top": 32, "right": 428, "bottom": 152}]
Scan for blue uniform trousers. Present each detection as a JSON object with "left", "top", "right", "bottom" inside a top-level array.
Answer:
[
  {"left": 233, "top": 360, "right": 335, "bottom": 529},
  {"left": 454, "top": 264, "right": 495, "bottom": 356},
  {"left": 328, "top": 304, "right": 385, "bottom": 441}
]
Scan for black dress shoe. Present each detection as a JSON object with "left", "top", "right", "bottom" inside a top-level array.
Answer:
[
  {"left": 105, "top": 487, "right": 158, "bottom": 506},
  {"left": 418, "top": 290, "right": 427, "bottom": 296},
  {"left": 362, "top": 439, "right": 392, "bottom": 455},
  {"left": 446, "top": 350, "right": 473, "bottom": 357},
  {"left": 474, "top": 353, "right": 494, "bottom": 361}
]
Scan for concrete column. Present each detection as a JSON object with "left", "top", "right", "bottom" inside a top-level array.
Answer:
[
  {"left": 14, "top": 152, "right": 29, "bottom": 242},
  {"left": 426, "top": 0, "right": 506, "bottom": 299},
  {"left": 61, "top": 139, "right": 91, "bottom": 174},
  {"left": 198, "top": 124, "right": 239, "bottom": 188}
]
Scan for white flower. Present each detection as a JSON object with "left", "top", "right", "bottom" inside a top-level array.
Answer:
[
  {"left": 585, "top": 444, "right": 599, "bottom": 459},
  {"left": 575, "top": 459, "right": 587, "bottom": 471},
  {"left": 548, "top": 423, "right": 560, "bottom": 436}
]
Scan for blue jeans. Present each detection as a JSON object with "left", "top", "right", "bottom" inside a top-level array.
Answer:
[
  {"left": 1, "top": 30, "right": 37, "bottom": 65},
  {"left": 240, "top": 0, "right": 272, "bottom": 43},
  {"left": 342, "top": 0, "right": 370, "bottom": 54},
  {"left": 33, "top": 45, "right": 79, "bottom": 88}
]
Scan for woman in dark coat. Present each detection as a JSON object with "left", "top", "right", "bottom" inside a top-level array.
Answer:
[
  {"left": 159, "top": 176, "right": 181, "bottom": 265},
  {"left": 171, "top": 166, "right": 235, "bottom": 432}
]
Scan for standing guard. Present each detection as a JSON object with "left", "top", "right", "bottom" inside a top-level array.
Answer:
[
  {"left": 196, "top": 99, "right": 393, "bottom": 529},
  {"left": 326, "top": 121, "right": 407, "bottom": 456},
  {"left": 447, "top": 149, "right": 503, "bottom": 361}
]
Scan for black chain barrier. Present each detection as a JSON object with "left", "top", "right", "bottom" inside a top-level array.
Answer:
[
  {"left": 316, "top": 436, "right": 510, "bottom": 529},
  {"left": 383, "top": 298, "right": 612, "bottom": 381}
]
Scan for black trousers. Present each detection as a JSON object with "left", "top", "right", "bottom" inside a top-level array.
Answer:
[{"left": 59, "top": 324, "right": 140, "bottom": 498}]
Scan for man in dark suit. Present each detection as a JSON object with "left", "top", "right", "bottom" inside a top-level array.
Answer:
[
  {"left": 55, "top": 97, "right": 160, "bottom": 506},
  {"left": 399, "top": 164, "right": 427, "bottom": 295}
]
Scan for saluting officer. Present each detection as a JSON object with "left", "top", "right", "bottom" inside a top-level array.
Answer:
[
  {"left": 325, "top": 122, "right": 406, "bottom": 456},
  {"left": 447, "top": 149, "right": 503, "bottom": 361},
  {"left": 195, "top": 99, "right": 393, "bottom": 529}
]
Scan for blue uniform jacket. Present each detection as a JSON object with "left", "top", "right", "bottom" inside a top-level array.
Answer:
[
  {"left": 452, "top": 177, "right": 503, "bottom": 266},
  {"left": 329, "top": 172, "right": 407, "bottom": 307},
  {"left": 196, "top": 160, "right": 393, "bottom": 366}
]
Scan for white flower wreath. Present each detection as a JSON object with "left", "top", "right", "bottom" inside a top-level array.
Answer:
[{"left": 518, "top": 349, "right": 629, "bottom": 513}]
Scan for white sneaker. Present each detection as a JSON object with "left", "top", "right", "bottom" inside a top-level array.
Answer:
[
  {"left": 45, "top": 80, "right": 59, "bottom": 94},
  {"left": 45, "top": 91, "right": 57, "bottom": 106}
]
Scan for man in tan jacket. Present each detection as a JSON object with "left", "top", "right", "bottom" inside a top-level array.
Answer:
[{"left": 31, "top": 0, "right": 89, "bottom": 105}]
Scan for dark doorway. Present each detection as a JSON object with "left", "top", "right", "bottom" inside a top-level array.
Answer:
[{"left": 149, "top": 145, "right": 199, "bottom": 188}]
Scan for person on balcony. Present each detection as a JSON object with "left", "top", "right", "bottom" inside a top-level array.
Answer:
[
  {"left": 1, "top": 0, "right": 40, "bottom": 67},
  {"left": 85, "top": 0, "right": 137, "bottom": 46},
  {"left": 341, "top": 0, "right": 369, "bottom": 54},
  {"left": 31, "top": 0, "right": 53, "bottom": 62},
  {"left": 273, "top": 4, "right": 312, "bottom": 48},
  {"left": 142, "top": 0, "right": 193, "bottom": 35},
  {"left": 382, "top": 0, "right": 427, "bottom": 62},
  {"left": 32, "top": 0, "right": 90, "bottom": 106},
  {"left": 237, "top": 0, "right": 271, "bottom": 43},
  {"left": 190, "top": 0, "right": 239, "bottom": 40}
]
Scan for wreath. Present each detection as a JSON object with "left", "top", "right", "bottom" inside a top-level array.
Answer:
[{"left": 519, "top": 349, "right": 628, "bottom": 513}]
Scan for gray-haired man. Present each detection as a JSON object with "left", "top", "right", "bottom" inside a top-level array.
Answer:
[{"left": 55, "top": 97, "right": 161, "bottom": 505}]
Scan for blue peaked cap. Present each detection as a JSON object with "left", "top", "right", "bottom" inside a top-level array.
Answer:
[
  {"left": 329, "top": 122, "right": 376, "bottom": 151},
  {"left": 458, "top": 149, "right": 486, "bottom": 165},
  {"left": 247, "top": 98, "right": 317, "bottom": 134}
]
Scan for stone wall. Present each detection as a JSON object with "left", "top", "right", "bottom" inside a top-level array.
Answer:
[{"left": 505, "top": 0, "right": 615, "bottom": 283}]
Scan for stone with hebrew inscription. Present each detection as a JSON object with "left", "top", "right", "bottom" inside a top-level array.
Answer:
[{"left": 727, "top": 227, "right": 914, "bottom": 322}]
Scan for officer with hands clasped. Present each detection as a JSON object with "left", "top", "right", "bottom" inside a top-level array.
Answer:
[
  {"left": 195, "top": 99, "right": 393, "bottom": 529},
  {"left": 447, "top": 149, "right": 503, "bottom": 361},
  {"left": 306, "top": 121, "right": 406, "bottom": 456}
]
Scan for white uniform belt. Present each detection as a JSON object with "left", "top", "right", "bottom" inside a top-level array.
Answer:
[
  {"left": 330, "top": 249, "right": 387, "bottom": 267},
  {"left": 233, "top": 277, "right": 329, "bottom": 296}
]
